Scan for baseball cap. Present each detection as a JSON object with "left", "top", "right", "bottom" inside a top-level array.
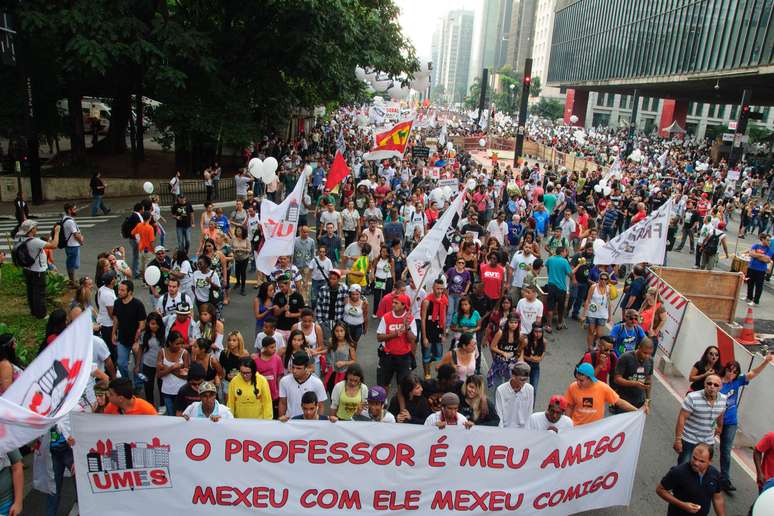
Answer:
[
  {"left": 198, "top": 381, "right": 217, "bottom": 394},
  {"left": 175, "top": 302, "right": 192, "bottom": 315},
  {"left": 575, "top": 362, "right": 598, "bottom": 382},
  {"left": 329, "top": 269, "right": 342, "bottom": 278},
  {"left": 154, "top": 245, "right": 166, "bottom": 253},
  {"left": 549, "top": 395, "right": 568, "bottom": 410},
  {"left": 395, "top": 294, "right": 411, "bottom": 307},
  {"left": 101, "top": 270, "right": 117, "bottom": 284},
  {"left": 349, "top": 283, "right": 361, "bottom": 293},
  {"left": 367, "top": 386, "right": 387, "bottom": 403},
  {"left": 19, "top": 219, "right": 37, "bottom": 235},
  {"left": 440, "top": 392, "right": 460, "bottom": 407}
]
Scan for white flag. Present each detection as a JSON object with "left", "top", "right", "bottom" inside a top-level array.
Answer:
[
  {"left": 0, "top": 312, "right": 93, "bottom": 454},
  {"left": 594, "top": 199, "right": 673, "bottom": 265},
  {"left": 658, "top": 149, "right": 668, "bottom": 169},
  {"left": 256, "top": 173, "right": 308, "bottom": 274},
  {"left": 407, "top": 192, "right": 465, "bottom": 293}
]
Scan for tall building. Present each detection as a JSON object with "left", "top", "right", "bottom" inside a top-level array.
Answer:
[
  {"left": 469, "top": 0, "right": 512, "bottom": 88},
  {"left": 530, "top": 0, "right": 561, "bottom": 99},
  {"left": 430, "top": 21, "right": 442, "bottom": 88},
  {"left": 432, "top": 10, "right": 475, "bottom": 105},
  {"left": 507, "top": 0, "right": 537, "bottom": 73}
]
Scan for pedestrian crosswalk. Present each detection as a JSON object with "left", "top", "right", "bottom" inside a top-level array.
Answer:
[{"left": 0, "top": 214, "right": 119, "bottom": 251}]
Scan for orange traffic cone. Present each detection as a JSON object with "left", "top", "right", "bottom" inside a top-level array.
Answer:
[{"left": 738, "top": 307, "right": 758, "bottom": 346}]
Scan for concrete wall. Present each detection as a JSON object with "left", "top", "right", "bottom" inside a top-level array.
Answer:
[{"left": 0, "top": 176, "right": 158, "bottom": 202}]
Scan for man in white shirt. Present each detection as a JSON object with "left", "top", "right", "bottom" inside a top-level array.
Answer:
[
  {"left": 516, "top": 285, "right": 544, "bottom": 346},
  {"left": 424, "top": 392, "right": 474, "bottom": 429},
  {"left": 486, "top": 211, "right": 508, "bottom": 245},
  {"left": 155, "top": 277, "right": 192, "bottom": 317},
  {"left": 182, "top": 382, "right": 234, "bottom": 421},
  {"left": 278, "top": 352, "right": 327, "bottom": 419},
  {"left": 62, "top": 203, "right": 84, "bottom": 284},
  {"left": 509, "top": 248, "right": 536, "bottom": 301},
  {"left": 558, "top": 209, "right": 577, "bottom": 243},
  {"left": 527, "top": 395, "right": 574, "bottom": 433},
  {"left": 97, "top": 271, "right": 118, "bottom": 359},
  {"left": 308, "top": 246, "right": 333, "bottom": 305},
  {"left": 496, "top": 362, "right": 535, "bottom": 428},
  {"left": 234, "top": 169, "right": 252, "bottom": 200}
]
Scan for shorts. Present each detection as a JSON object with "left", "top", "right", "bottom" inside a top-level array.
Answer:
[
  {"left": 586, "top": 316, "right": 607, "bottom": 327},
  {"left": 545, "top": 284, "right": 567, "bottom": 311},
  {"left": 422, "top": 339, "right": 443, "bottom": 364},
  {"left": 65, "top": 246, "right": 80, "bottom": 270},
  {"left": 378, "top": 353, "right": 412, "bottom": 388}
]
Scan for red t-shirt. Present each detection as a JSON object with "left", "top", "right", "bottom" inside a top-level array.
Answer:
[
  {"left": 631, "top": 211, "right": 647, "bottom": 225},
  {"left": 577, "top": 213, "right": 589, "bottom": 232},
  {"left": 479, "top": 264, "right": 505, "bottom": 300},
  {"left": 755, "top": 432, "right": 774, "bottom": 482},
  {"left": 582, "top": 352, "right": 614, "bottom": 384}
]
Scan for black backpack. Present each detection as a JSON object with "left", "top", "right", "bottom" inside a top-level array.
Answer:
[
  {"left": 55, "top": 216, "right": 72, "bottom": 249},
  {"left": 703, "top": 230, "right": 721, "bottom": 256},
  {"left": 12, "top": 238, "right": 38, "bottom": 268},
  {"left": 120, "top": 213, "right": 138, "bottom": 239}
]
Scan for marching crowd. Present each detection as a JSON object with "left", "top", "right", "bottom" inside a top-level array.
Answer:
[{"left": 1, "top": 108, "right": 774, "bottom": 515}]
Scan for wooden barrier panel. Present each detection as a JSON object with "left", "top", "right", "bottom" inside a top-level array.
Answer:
[{"left": 650, "top": 266, "right": 743, "bottom": 323}]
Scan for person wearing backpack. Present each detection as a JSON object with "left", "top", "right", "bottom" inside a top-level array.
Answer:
[
  {"left": 60, "top": 203, "right": 84, "bottom": 284},
  {"left": 699, "top": 221, "right": 729, "bottom": 271},
  {"left": 13, "top": 220, "right": 60, "bottom": 318}
]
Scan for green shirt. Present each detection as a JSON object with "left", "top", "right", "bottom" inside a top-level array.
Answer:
[{"left": 546, "top": 255, "right": 572, "bottom": 291}]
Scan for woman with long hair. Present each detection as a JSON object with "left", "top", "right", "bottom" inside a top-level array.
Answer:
[
  {"left": 582, "top": 271, "right": 612, "bottom": 351},
  {"left": 227, "top": 357, "right": 273, "bottom": 419},
  {"left": 459, "top": 374, "right": 499, "bottom": 426},
  {"left": 283, "top": 330, "right": 309, "bottom": 372},
  {"left": 324, "top": 321, "right": 357, "bottom": 391},
  {"left": 191, "top": 337, "right": 224, "bottom": 384},
  {"left": 329, "top": 363, "right": 368, "bottom": 421},
  {"left": 388, "top": 373, "right": 432, "bottom": 424},
  {"left": 197, "top": 303, "right": 224, "bottom": 358},
  {"left": 438, "top": 333, "right": 478, "bottom": 383},
  {"left": 370, "top": 245, "right": 395, "bottom": 317},
  {"left": 522, "top": 325, "right": 546, "bottom": 396},
  {"left": 488, "top": 316, "right": 521, "bottom": 389},
  {"left": 0, "top": 334, "right": 22, "bottom": 395},
  {"left": 214, "top": 231, "right": 234, "bottom": 306},
  {"left": 484, "top": 296, "right": 514, "bottom": 346},
  {"left": 253, "top": 281, "right": 275, "bottom": 336},
  {"left": 156, "top": 330, "right": 190, "bottom": 416},
  {"left": 343, "top": 285, "right": 368, "bottom": 346},
  {"left": 220, "top": 331, "right": 249, "bottom": 402},
  {"left": 170, "top": 248, "right": 194, "bottom": 301},
  {"left": 291, "top": 308, "right": 325, "bottom": 376},
  {"left": 69, "top": 277, "right": 96, "bottom": 324},
  {"left": 232, "top": 226, "right": 251, "bottom": 296},
  {"left": 95, "top": 258, "right": 111, "bottom": 288},
  {"left": 688, "top": 345, "right": 721, "bottom": 392},
  {"left": 137, "top": 312, "right": 165, "bottom": 406},
  {"left": 639, "top": 287, "right": 667, "bottom": 350},
  {"left": 449, "top": 296, "right": 482, "bottom": 348}
]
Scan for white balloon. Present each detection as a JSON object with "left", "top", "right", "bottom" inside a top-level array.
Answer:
[
  {"left": 429, "top": 187, "right": 445, "bottom": 206},
  {"left": 594, "top": 184, "right": 603, "bottom": 193},
  {"left": 466, "top": 179, "right": 477, "bottom": 191},
  {"left": 144, "top": 265, "right": 161, "bottom": 286},
  {"left": 479, "top": 138, "right": 486, "bottom": 147},
  {"left": 387, "top": 85, "right": 409, "bottom": 100},
  {"left": 603, "top": 186, "right": 612, "bottom": 196},
  {"left": 442, "top": 186, "right": 453, "bottom": 199},
  {"left": 262, "top": 156, "right": 279, "bottom": 180},
  {"left": 143, "top": 181, "right": 154, "bottom": 194},
  {"left": 355, "top": 66, "right": 366, "bottom": 80},
  {"left": 263, "top": 170, "right": 278, "bottom": 184},
  {"left": 248, "top": 158, "right": 263, "bottom": 178},
  {"left": 372, "top": 80, "right": 392, "bottom": 92},
  {"left": 569, "top": 115, "right": 579, "bottom": 124},
  {"left": 304, "top": 165, "right": 313, "bottom": 178},
  {"left": 753, "top": 487, "right": 774, "bottom": 515}
]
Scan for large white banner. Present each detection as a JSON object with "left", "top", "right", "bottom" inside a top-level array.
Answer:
[
  {"left": 645, "top": 268, "right": 688, "bottom": 356},
  {"left": 256, "top": 173, "right": 308, "bottom": 274},
  {"left": 72, "top": 412, "right": 645, "bottom": 515},
  {"left": 0, "top": 313, "right": 93, "bottom": 453},
  {"left": 407, "top": 192, "right": 465, "bottom": 293},
  {"left": 594, "top": 199, "right": 672, "bottom": 265}
]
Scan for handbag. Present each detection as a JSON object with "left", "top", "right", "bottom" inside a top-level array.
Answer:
[{"left": 208, "top": 272, "right": 221, "bottom": 304}]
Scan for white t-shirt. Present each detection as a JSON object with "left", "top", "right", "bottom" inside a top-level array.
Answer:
[
  {"left": 509, "top": 252, "right": 536, "bottom": 287},
  {"left": 156, "top": 291, "right": 192, "bottom": 317},
  {"left": 182, "top": 401, "right": 234, "bottom": 420},
  {"left": 62, "top": 217, "right": 81, "bottom": 247},
  {"left": 424, "top": 411, "right": 468, "bottom": 426},
  {"left": 254, "top": 331, "right": 286, "bottom": 352},
  {"left": 279, "top": 373, "right": 328, "bottom": 419},
  {"left": 559, "top": 217, "right": 577, "bottom": 240},
  {"left": 320, "top": 211, "right": 342, "bottom": 233},
  {"left": 526, "top": 412, "right": 574, "bottom": 432},
  {"left": 516, "top": 298, "right": 543, "bottom": 335},
  {"left": 172, "top": 260, "right": 194, "bottom": 293},
  {"left": 96, "top": 285, "right": 116, "bottom": 327},
  {"left": 309, "top": 256, "right": 333, "bottom": 281},
  {"left": 486, "top": 220, "right": 508, "bottom": 245},
  {"left": 235, "top": 174, "right": 251, "bottom": 197},
  {"left": 192, "top": 270, "right": 221, "bottom": 303}
]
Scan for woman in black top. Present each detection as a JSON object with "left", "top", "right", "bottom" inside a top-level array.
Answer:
[
  {"left": 388, "top": 373, "right": 431, "bottom": 424},
  {"left": 522, "top": 325, "right": 546, "bottom": 397},
  {"left": 191, "top": 337, "right": 224, "bottom": 385},
  {"left": 459, "top": 375, "right": 499, "bottom": 426},
  {"left": 688, "top": 345, "right": 720, "bottom": 392},
  {"left": 488, "top": 316, "right": 521, "bottom": 389}
]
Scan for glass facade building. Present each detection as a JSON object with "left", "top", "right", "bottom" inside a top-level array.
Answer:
[{"left": 548, "top": 0, "right": 774, "bottom": 84}]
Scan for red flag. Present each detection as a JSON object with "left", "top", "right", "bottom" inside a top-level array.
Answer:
[{"left": 325, "top": 151, "right": 350, "bottom": 190}]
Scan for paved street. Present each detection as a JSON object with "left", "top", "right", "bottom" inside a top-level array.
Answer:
[{"left": 13, "top": 201, "right": 760, "bottom": 515}]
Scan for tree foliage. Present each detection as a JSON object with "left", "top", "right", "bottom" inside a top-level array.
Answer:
[
  {"left": 464, "top": 66, "right": 542, "bottom": 114},
  {"left": 530, "top": 97, "right": 563, "bottom": 120},
  {"left": 4, "top": 0, "right": 416, "bottom": 172}
]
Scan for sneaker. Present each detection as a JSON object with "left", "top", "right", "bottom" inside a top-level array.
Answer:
[
  {"left": 692, "top": 265, "right": 700, "bottom": 269},
  {"left": 158, "top": 406, "right": 167, "bottom": 416},
  {"left": 748, "top": 301, "right": 756, "bottom": 306},
  {"left": 723, "top": 480, "right": 736, "bottom": 493}
]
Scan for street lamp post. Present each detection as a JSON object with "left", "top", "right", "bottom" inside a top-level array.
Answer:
[{"left": 509, "top": 83, "right": 516, "bottom": 114}]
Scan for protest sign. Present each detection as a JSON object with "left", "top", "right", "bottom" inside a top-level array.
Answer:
[
  {"left": 438, "top": 178, "right": 460, "bottom": 189},
  {"left": 72, "top": 412, "right": 644, "bottom": 515},
  {"left": 412, "top": 146, "right": 430, "bottom": 159},
  {"left": 256, "top": 173, "right": 308, "bottom": 274},
  {"left": 594, "top": 199, "right": 672, "bottom": 265}
]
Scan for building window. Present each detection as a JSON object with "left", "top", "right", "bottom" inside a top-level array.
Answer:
[{"left": 607, "top": 94, "right": 615, "bottom": 108}]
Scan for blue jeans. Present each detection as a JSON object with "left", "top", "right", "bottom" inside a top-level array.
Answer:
[
  {"left": 176, "top": 226, "right": 192, "bottom": 253},
  {"left": 529, "top": 363, "right": 540, "bottom": 400},
  {"left": 311, "top": 279, "right": 326, "bottom": 306},
  {"left": 65, "top": 246, "right": 80, "bottom": 271},
  {"left": 47, "top": 446, "right": 73, "bottom": 516},
  {"left": 719, "top": 423, "right": 737, "bottom": 482},
  {"left": 447, "top": 294, "right": 461, "bottom": 329},
  {"left": 162, "top": 393, "right": 176, "bottom": 416},
  {"left": 129, "top": 239, "right": 140, "bottom": 278},
  {"left": 117, "top": 343, "right": 133, "bottom": 384},
  {"left": 91, "top": 194, "right": 108, "bottom": 216}
]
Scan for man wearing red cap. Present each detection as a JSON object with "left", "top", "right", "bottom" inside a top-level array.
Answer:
[
  {"left": 527, "top": 395, "right": 574, "bottom": 433},
  {"left": 376, "top": 293, "right": 417, "bottom": 394}
]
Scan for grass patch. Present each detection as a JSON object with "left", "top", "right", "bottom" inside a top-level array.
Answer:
[{"left": 0, "top": 264, "right": 70, "bottom": 365}]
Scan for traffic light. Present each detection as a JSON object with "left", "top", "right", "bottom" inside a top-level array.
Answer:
[
  {"left": 738, "top": 103, "right": 750, "bottom": 134},
  {"left": 524, "top": 75, "right": 531, "bottom": 86}
]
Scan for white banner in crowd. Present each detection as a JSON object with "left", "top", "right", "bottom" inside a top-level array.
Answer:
[
  {"left": 645, "top": 269, "right": 688, "bottom": 355},
  {"left": 256, "top": 173, "right": 308, "bottom": 274},
  {"left": 72, "top": 412, "right": 645, "bottom": 515},
  {"left": 0, "top": 313, "right": 92, "bottom": 454},
  {"left": 407, "top": 192, "right": 465, "bottom": 293},
  {"left": 594, "top": 199, "right": 673, "bottom": 265}
]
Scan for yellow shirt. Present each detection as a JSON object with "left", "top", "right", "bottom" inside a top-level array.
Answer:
[
  {"left": 227, "top": 373, "right": 273, "bottom": 419},
  {"left": 348, "top": 256, "right": 369, "bottom": 286}
]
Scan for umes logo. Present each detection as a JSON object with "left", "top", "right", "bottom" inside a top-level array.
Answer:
[{"left": 86, "top": 437, "right": 172, "bottom": 493}]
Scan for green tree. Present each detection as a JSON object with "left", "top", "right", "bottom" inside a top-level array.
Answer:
[{"left": 530, "top": 97, "right": 563, "bottom": 120}]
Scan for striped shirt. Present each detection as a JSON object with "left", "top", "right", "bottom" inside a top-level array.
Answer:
[{"left": 681, "top": 390, "right": 727, "bottom": 445}]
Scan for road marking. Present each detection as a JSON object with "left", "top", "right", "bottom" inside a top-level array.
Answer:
[{"left": 652, "top": 367, "right": 757, "bottom": 480}]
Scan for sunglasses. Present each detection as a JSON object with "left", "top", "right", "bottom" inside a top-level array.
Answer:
[{"left": 705, "top": 382, "right": 721, "bottom": 387}]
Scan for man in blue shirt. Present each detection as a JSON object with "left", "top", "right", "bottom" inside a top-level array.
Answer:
[
  {"left": 746, "top": 233, "right": 772, "bottom": 305},
  {"left": 532, "top": 203, "right": 550, "bottom": 238},
  {"left": 609, "top": 309, "right": 646, "bottom": 356},
  {"left": 544, "top": 246, "right": 575, "bottom": 332}
]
